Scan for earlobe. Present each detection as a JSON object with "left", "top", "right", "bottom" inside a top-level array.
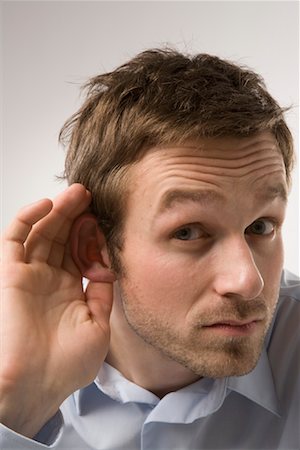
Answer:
[{"left": 70, "top": 214, "right": 116, "bottom": 282}]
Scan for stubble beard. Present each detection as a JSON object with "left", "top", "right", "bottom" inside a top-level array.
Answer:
[{"left": 118, "top": 284, "right": 279, "bottom": 379}]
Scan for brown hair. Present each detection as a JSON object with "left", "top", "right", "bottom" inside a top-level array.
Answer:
[{"left": 60, "top": 48, "right": 294, "bottom": 269}]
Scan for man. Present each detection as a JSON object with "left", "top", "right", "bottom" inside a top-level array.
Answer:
[{"left": 0, "top": 49, "right": 299, "bottom": 449}]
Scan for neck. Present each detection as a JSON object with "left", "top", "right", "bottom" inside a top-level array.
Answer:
[{"left": 105, "top": 290, "right": 201, "bottom": 398}]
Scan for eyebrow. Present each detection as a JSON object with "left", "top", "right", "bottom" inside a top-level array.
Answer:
[
  {"left": 158, "top": 189, "right": 225, "bottom": 213},
  {"left": 256, "top": 183, "right": 288, "bottom": 203},
  {"left": 158, "top": 183, "right": 288, "bottom": 214}
]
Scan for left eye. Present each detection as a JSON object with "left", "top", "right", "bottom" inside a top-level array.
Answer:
[
  {"left": 173, "top": 225, "right": 204, "bottom": 241},
  {"left": 246, "top": 219, "right": 275, "bottom": 236}
]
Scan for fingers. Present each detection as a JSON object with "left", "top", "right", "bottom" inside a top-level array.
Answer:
[
  {"left": 1, "top": 184, "right": 92, "bottom": 268},
  {"left": 1, "top": 199, "right": 53, "bottom": 263},
  {"left": 25, "top": 184, "right": 91, "bottom": 265}
]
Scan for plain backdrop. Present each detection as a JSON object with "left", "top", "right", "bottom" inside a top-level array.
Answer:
[{"left": 2, "top": 1, "right": 299, "bottom": 274}]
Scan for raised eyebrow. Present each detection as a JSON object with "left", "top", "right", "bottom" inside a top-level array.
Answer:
[
  {"left": 158, "top": 189, "right": 225, "bottom": 213},
  {"left": 158, "top": 183, "right": 287, "bottom": 214},
  {"left": 255, "top": 183, "right": 288, "bottom": 203}
]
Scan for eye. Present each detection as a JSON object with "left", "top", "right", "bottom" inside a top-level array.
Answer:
[
  {"left": 246, "top": 218, "right": 276, "bottom": 236},
  {"left": 173, "top": 224, "right": 205, "bottom": 241}
]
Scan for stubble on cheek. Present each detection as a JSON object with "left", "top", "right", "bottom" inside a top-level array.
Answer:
[{"left": 118, "top": 280, "right": 280, "bottom": 378}]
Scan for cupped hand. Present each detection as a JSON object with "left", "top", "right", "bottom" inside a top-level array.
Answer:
[{"left": 0, "top": 184, "right": 113, "bottom": 437}]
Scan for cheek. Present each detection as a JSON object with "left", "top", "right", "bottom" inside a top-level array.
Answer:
[
  {"left": 257, "top": 239, "right": 284, "bottom": 304},
  {"left": 121, "top": 245, "right": 199, "bottom": 312},
  {"left": 262, "top": 235, "right": 284, "bottom": 272}
]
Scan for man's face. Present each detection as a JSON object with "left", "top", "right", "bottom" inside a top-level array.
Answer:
[{"left": 116, "top": 132, "right": 287, "bottom": 378}]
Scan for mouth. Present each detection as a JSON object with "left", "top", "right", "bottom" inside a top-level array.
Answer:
[{"left": 202, "top": 319, "right": 263, "bottom": 336}]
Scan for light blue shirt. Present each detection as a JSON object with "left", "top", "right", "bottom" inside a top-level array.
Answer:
[{"left": 1, "top": 270, "right": 299, "bottom": 449}]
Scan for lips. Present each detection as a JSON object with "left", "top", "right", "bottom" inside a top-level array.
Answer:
[
  {"left": 207, "top": 320, "right": 259, "bottom": 327},
  {"left": 201, "top": 319, "right": 263, "bottom": 336}
]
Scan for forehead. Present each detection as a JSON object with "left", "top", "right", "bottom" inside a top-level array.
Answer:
[{"left": 127, "top": 132, "right": 287, "bottom": 207}]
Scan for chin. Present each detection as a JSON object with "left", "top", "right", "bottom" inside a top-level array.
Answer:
[
  {"left": 165, "top": 338, "right": 265, "bottom": 379},
  {"left": 194, "top": 359, "right": 259, "bottom": 379},
  {"left": 176, "top": 354, "right": 260, "bottom": 379}
]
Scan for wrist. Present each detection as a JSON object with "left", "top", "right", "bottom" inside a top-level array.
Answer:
[{"left": 0, "top": 382, "right": 60, "bottom": 438}]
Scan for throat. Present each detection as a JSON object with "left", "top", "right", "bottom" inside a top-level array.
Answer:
[
  {"left": 106, "top": 309, "right": 201, "bottom": 398},
  {"left": 105, "top": 349, "right": 201, "bottom": 399}
]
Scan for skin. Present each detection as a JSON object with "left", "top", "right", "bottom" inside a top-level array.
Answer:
[
  {"left": 0, "top": 131, "right": 288, "bottom": 435},
  {"left": 106, "top": 131, "right": 287, "bottom": 395},
  {"left": 0, "top": 186, "right": 114, "bottom": 437}
]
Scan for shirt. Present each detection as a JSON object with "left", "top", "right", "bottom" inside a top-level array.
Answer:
[{"left": 1, "top": 270, "right": 299, "bottom": 450}]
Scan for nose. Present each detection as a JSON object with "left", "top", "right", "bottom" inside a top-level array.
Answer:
[{"left": 213, "top": 237, "right": 264, "bottom": 300}]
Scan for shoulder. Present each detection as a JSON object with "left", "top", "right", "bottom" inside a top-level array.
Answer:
[
  {"left": 267, "top": 270, "right": 300, "bottom": 392},
  {"left": 266, "top": 271, "right": 300, "bottom": 432},
  {"left": 269, "top": 269, "right": 300, "bottom": 346},
  {"left": 279, "top": 269, "right": 300, "bottom": 300}
]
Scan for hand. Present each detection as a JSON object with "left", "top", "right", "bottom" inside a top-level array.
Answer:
[{"left": 0, "top": 184, "right": 113, "bottom": 437}]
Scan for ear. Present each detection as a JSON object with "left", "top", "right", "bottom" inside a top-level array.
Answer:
[{"left": 70, "top": 213, "right": 116, "bottom": 282}]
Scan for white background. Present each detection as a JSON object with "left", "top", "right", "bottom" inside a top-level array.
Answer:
[{"left": 2, "top": 1, "right": 299, "bottom": 274}]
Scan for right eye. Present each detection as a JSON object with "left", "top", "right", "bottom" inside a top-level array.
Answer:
[{"left": 172, "top": 224, "right": 205, "bottom": 241}]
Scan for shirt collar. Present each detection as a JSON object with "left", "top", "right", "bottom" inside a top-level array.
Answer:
[
  {"left": 227, "top": 347, "right": 281, "bottom": 417},
  {"left": 74, "top": 346, "right": 280, "bottom": 420}
]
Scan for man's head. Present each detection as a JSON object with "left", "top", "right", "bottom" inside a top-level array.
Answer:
[
  {"left": 61, "top": 48, "right": 294, "bottom": 271},
  {"left": 111, "top": 132, "right": 287, "bottom": 378},
  {"left": 64, "top": 49, "right": 294, "bottom": 379}
]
